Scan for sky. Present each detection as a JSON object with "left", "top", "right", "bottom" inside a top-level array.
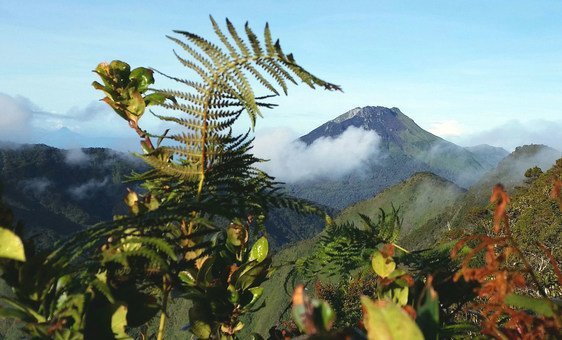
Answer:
[{"left": 1, "top": 0, "right": 562, "bottom": 152}]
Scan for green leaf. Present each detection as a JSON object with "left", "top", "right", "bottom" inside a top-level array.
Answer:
[
  {"left": 125, "top": 90, "right": 146, "bottom": 120},
  {"left": 248, "top": 236, "right": 268, "bottom": 263},
  {"left": 109, "top": 60, "right": 131, "bottom": 86},
  {"left": 504, "top": 293, "right": 556, "bottom": 317},
  {"left": 416, "top": 284, "right": 440, "bottom": 340},
  {"left": 387, "top": 269, "right": 407, "bottom": 280},
  {"left": 190, "top": 320, "right": 211, "bottom": 339},
  {"left": 179, "top": 270, "right": 196, "bottom": 286},
  {"left": 226, "top": 223, "right": 247, "bottom": 247},
  {"left": 244, "top": 287, "right": 263, "bottom": 308},
  {"left": 0, "top": 227, "right": 26, "bottom": 261},
  {"left": 0, "top": 297, "right": 46, "bottom": 323},
  {"left": 111, "top": 303, "right": 132, "bottom": 340},
  {"left": 144, "top": 93, "right": 172, "bottom": 106},
  {"left": 318, "top": 300, "right": 335, "bottom": 331},
  {"left": 129, "top": 67, "right": 154, "bottom": 93},
  {"left": 371, "top": 250, "right": 395, "bottom": 278},
  {"left": 361, "top": 297, "right": 423, "bottom": 340},
  {"left": 383, "top": 286, "right": 408, "bottom": 306}
]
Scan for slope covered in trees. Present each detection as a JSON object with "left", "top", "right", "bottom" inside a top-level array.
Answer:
[{"left": 1, "top": 17, "right": 561, "bottom": 340}]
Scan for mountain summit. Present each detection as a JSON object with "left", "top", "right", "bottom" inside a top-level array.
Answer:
[
  {"left": 301, "top": 106, "right": 419, "bottom": 148},
  {"left": 300, "top": 106, "right": 485, "bottom": 185}
]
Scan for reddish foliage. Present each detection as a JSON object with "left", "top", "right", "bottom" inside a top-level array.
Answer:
[
  {"left": 490, "top": 183, "right": 509, "bottom": 234},
  {"left": 452, "top": 185, "right": 562, "bottom": 339}
]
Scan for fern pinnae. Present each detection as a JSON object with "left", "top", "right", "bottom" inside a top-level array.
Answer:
[
  {"left": 242, "top": 63, "right": 280, "bottom": 95},
  {"left": 225, "top": 18, "right": 251, "bottom": 57},
  {"left": 152, "top": 68, "right": 206, "bottom": 93},
  {"left": 209, "top": 15, "right": 240, "bottom": 59},
  {"left": 156, "top": 89, "right": 205, "bottom": 106},
  {"left": 263, "top": 23, "right": 276, "bottom": 55},
  {"left": 255, "top": 59, "right": 289, "bottom": 94},
  {"left": 264, "top": 58, "right": 298, "bottom": 87},
  {"left": 244, "top": 22, "right": 264, "bottom": 56},
  {"left": 166, "top": 35, "right": 214, "bottom": 72},
  {"left": 121, "top": 237, "right": 177, "bottom": 261},
  {"left": 157, "top": 101, "right": 205, "bottom": 119},
  {"left": 172, "top": 50, "right": 211, "bottom": 83},
  {"left": 173, "top": 30, "right": 230, "bottom": 68}
]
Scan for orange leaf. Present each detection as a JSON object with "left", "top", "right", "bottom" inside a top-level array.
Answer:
[{"left": 490, "top": 184, "right": 509, "bottom": 234}]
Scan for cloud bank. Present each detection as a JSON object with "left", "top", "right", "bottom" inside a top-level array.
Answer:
[
  {"left": 68, "top": 177, "right": 110, "bottom": 200},
  {"left": 0, "top": 93, "right": 34, "bottom": 142},
  {"left": 454, "top": 119, "right": 562, "bottom": 151},
  {"left": 253, "top": 126, "right": 381, "bottom": 183},
  {"left": 0, "top": 92, "right": 141, "bottom": 151},
  {"left": 64, "top": 148, "right": 91, "bottom": 165}
]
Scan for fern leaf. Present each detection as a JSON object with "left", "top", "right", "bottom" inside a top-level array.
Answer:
[{"left": 226, "top": 18, "right": 251, "bottom": 57}]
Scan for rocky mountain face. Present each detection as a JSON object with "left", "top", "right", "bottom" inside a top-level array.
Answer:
[{"left": 289, "top": 106, "right": 499, "bottom": 209}]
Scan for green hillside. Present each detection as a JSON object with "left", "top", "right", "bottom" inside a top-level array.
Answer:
[
  {"left": 240, "top": 172, "right": 466, "bottom": 337},
  {"left": 241, "top": 149, "right": 562, "bottom": 337},
  {"left": 403, "top": 144, "right": 561, "bottom": 249},
  {"left": 335, "top": 172, "right": 465, "bottom": 240}
]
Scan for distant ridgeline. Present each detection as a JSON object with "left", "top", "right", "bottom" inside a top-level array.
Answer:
[
  {"left": 0, "top": 144, "right": 327, "bottom": 249},
  {"left": 0, "top": 108, "right": 558, "bottom": 252},
  {"left": 290, "top": 106, "right": 509, "bottom": 209}
]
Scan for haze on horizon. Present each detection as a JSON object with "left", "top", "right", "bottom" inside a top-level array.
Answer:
[{"left": 1, "top": 0, "right": 562, "bottom": 152}]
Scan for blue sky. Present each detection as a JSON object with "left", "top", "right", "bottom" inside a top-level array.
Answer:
[{"left": 1, "top": 0, "right": 562, "bottom": 151}]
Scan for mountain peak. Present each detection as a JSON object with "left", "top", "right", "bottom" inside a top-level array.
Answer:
[
  {"left": 300, "top": 105, "right": 426, "bottom": 147},
  {"left": 330, "top": 106, "right": 400, "bottom": 124}
]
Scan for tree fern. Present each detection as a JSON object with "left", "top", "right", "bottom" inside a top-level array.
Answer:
[{"left": 297, "top": 205, "right": 404, "bottom": 278}]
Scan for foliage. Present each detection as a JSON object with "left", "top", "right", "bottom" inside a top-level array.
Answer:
[
  {"left": 1, "top": 13, "right": 562, "bottom": 340},
  {"left": 0, "top": 17, "right": 340, "bottom": 340},
  {"left": 451, "top": 183, "right": 562, "bottom": 339},
  {"left": 296, "top": 205, "right": 403, "bottom": 278}
]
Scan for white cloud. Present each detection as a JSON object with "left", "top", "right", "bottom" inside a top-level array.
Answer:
[
  {"left": 252, "top": 126, "right": 380, "bottom": 183},
  {"left": 0, "top": 93, "right": 34, "bottom": 141},
  {"left": 428, "top": 120, "right": 464, "bottom": 137},
  {"left": 20, "top": 177, "right": 52, "bottom": 195},
  {"left": 68, "top": 177, "right": 110, "bottom": 199},
  {"left": 454, "top": 119, "right": 562, "bottom": 151},
  {"left": 64, "top": 148, "right": 91, "bottom": 165}
]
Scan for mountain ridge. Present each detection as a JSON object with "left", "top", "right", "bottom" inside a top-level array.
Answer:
[{"left": 290, "top": 106, "right": 500, "bottom": 209}]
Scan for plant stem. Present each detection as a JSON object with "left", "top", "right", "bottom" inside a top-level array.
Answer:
[
  {"left": 157, "top": 277, "right": 170, "bottom": 340},
  {"left": 393, "top": 242, "right": 410, "bottom": 254}
]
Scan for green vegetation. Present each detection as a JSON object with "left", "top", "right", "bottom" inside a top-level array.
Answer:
[{"left": 1, "top": 16, "right": 562, "bottom": 340}]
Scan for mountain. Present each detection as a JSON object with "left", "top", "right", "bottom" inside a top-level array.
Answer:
[
  {"left": 239, "top": 149, "right": 562, "bottom": 337},
  {"left": 335, "top": 172, "right": 465, "bottom": 240},
  {"left": 289, "top": 106, "right": 489, "bottom": 209},
  {"left": 0, "top": 144, "right": 143, "bottom": 241},
  {"left": 0, "top": 143, "right": 325, "bottom": 249},
  {"left": 465, "top": 144, "right": 509, "bottom": 170},
  {"left": 402, "top": 144, "right": 562, "bottom": 249}
]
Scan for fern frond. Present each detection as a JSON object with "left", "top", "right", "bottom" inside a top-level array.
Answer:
[
  {"left": 210, "top": 15, "right": 239, "bottom": 58},
  {"left": 226, "top": 19, "right": 251, "bottom": 57}
]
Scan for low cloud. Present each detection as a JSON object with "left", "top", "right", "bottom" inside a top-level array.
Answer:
[
  {"left": 0, "top": 92, "right": 136, "bottom": 150},
  {"left": 20, "top": 177, "right": 52, "bottom": 195},
  {"left": 454, "top": 119, "right": 562, "bottom": 151},
  {"left": 68, "top": 177, "right": 110, "bottom": 199},
  {"left": 64, "top": 148, "right": 91, "bottom": 165},
  {"left": 428, "top": 120, "right": 463, "bottom": 137},
  {"left": 252, "top": 126, "right": 381, "bottom": 183},
  {"left": 0, "top": 93, "right": 34, "bottom": 141}
]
